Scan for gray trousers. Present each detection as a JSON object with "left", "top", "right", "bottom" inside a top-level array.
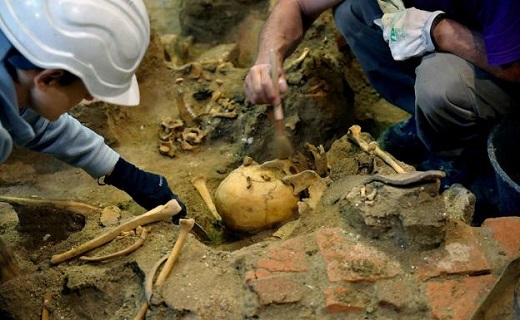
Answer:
[{"left": 333, "top": 0, "right": 520, "bottom": 157}]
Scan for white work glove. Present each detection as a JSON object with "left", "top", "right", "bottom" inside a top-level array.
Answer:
[
  {"left": 377, "top": 0, "right": 404, "bottom": 14},
  {"left": 375, "top": 7, "right": 445, "bottom": 61}
]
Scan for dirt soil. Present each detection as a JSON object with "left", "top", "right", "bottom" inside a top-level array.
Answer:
[{"left": 0, "top": 2, "right": 498, "bottom": 320}]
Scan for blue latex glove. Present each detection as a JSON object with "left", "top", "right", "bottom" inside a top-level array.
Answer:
[{"left": 104, "top": 157, "right": 187, "bottom": 218}]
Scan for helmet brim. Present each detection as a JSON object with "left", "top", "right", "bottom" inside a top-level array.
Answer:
[{"left": 95, "top": 75, "right": 140, "bottom": 107}]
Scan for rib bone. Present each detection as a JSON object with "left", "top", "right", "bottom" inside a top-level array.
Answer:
[{"left": 50, "top": 200, "right": 182, "bottom": 265}]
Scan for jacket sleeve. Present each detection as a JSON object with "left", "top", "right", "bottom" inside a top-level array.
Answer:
[
  {"left": 0, "top": 123, "right": 12, "bottom": 164},
  {"left": 19, "top": 109, "right": 120, "bottom": 178}
]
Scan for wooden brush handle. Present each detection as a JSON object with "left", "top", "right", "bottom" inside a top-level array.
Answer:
[{"left": 269, "top": 49, "right": 284, "bottom": 121}]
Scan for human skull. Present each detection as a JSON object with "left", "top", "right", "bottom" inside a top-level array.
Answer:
[{"left": 214, "top": 159, "right": 300, "bottom": 232}]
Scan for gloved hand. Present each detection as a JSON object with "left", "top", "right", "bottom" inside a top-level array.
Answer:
[
  {"left": 103, "top": 157, "right": 187, "bottom": 218},
  {"left": 375, "top": 7, "right": 445, "bottom": 61}
]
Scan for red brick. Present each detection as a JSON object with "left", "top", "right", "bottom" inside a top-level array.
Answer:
[
  {"left": 414, "top": 222, "right": 490, "bottom": 280},
  {"left": 316, "top": 228, "right": 401, "bottom": 282},
  {"left": 482, "top": 217, "right": 520, "bottom": 259},
  {"left": 323, "top": 284, "right": 369, "bottom": 313},
  {"left": 256, "top": 238, "right": 308, "bottom": 272},
  {"left": 243, "top": 268, "right": 272, "bottom": 284},
  {"left": 248, "top": 274, "right": 304, "bottom": 305},
  {"left": 426, "top": 274, "right": 496, "bottom": 320},
  {"left": 375, "top": 279, "right": 423, "bottom": 312}
]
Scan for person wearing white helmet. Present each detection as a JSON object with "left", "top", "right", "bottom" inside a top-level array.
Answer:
[{"left": 0, "top": 0, "right": 186, "bottom": 215}]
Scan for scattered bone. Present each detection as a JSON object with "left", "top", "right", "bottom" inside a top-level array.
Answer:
[
  {"left": 99, "top": 205, "right": 121, "bottom": 227},
  {"left": 282, "top": 170, "right": 322, "bottom": 195},
  {"left": 360, "top": 186, "right": 366, "bottom": 198},
  {"left": 187, "top": 62, "right": 203, "bottom": 80},
  {"left": 305, "top": 143, "right": 329, "bottom": 177},
  {"left": 159, "top": 140, "right": 178, "bottom": 158},
  {"left": 243, "top": 156, "right": 256, "bottom": 167},
  {"left": 50, "top": 200, "right": 182, "bottom": 265},
  {"left": 347, "top": 125, "right": 370, "bottom": 152},
  {"left": 272, "top": 219, "right": 300, "bottom": 240},
  {"left": 179, "top": 139, "right": 199, "bottom": 151},
  {"left": 41, "top": 291, "right": 52, "bottom": 320},
  {"left": 298, "top": 202, "right": 312, "bottom": 215},
  {"left": 136, "top": 219, "right": 194, "bottom": 319},
  {"left": 181, "top": 127, "right": 205, "bottom": 145},
  {"left": 209, "top": 109, "right": 238, "bottom": 119},
  {"left": 134, "top": 301, "right": 150, "bottom": 320},
  {"left": 153, "top": 219, "right": 195, "bottom": 294},
  {"left": 347, "top": 125, "right": 406, "bottom": 174},
  {"left": 287, "top": 47, "right": 310, "bottom": 70},
  {"left": 160, "top": 117, "right": 184, "bottom": 131},
  {"left": 366, "top": 189, "right": 378, "bottom": 201},
  {"left": 368, "top": 141, "right": 406, "bottom": 174},
  {"left": 0, "top": 195, "right": 101, "bottom": 216},
  {"left": 191, "top": 176, "right": 223, "bottom": 222},
  {"left": 144, "top": 255, "right": 169, "bottom": 306},
  {"left": 211, "top": 90, "right": 222, "bottom": 102},
  {"left": 176, "top": 90, "right": 199, "bottom": 126},
  {"left": 305, "top": 176, "right": 331, "bottom": 210},
  {"left": 118, "top": 230, "right": 136, "bottom": 238},
  {"left": 79, "top": 227, "right": 148, "bottom": 262}
]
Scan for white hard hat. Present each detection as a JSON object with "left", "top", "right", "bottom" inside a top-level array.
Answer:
[{"left": 0, "top": 0, "right": 150, "bottom": 106}]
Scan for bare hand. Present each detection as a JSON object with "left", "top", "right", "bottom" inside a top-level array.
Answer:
[{"left": 244, "top": 63, "right": 288, "bottom": 106}]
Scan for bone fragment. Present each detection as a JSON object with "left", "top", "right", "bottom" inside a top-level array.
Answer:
[
  {"left": 368, "top": 141, "right": 406, "bottom": 174},
  {"left": 191, "top": 176, "right": 223, "bottom": 222},
  {"left": 287, "top": 47, "right": 310, "bottom": 70},
  {"left": 134, "top": 301, "right": 150, "bottom": 320},
  {"left": 282, "top": 170, "right": 322, "bottom": 195},
  {"left": 145, "top": 255, "right": 169, "bottom": 304},
  {"left": 79, "top": 227, "right": 148, "bottom": 262},
  {"left": 0, "top": 195, "right": 101, "bottom": 215},
  {"left": 347, "top": 125, "right": 370, "bottom": 152},
  {"left": 41, "top": 291, "right": 52, "bottom": 320},
  {"left": 50, "top": 200, "right": 182, "bottom": 265},
  {"left": 347, "top": 125, "right": 406, "bottom": 174},
  {"left": 153, "top": 219, "right": 195, "bottom": 291},
  {"left": 209, "top": 109, "right": 238, "bottom": 119}
]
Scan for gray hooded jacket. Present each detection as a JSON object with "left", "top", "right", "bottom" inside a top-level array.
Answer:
[{"left": 0, "top": 31, "right": 119, "bottom": 178}]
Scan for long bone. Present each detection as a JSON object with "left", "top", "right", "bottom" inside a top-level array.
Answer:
[
  {"left": 191, "top": 175, "right": 223, "bottom": 222},
  {"left": 368, "top": 141, "right": 406, "bottom": 174},
  {"left": 50, "top": 200, "right": 182, "bottom": 265},
  {"left": 79, "top": 227, "right": 149, "bottom": 262},
  {"left": 154, "top": 218, "right": 195, "bottom": 289},
  {"left": 347, "top": 125, "right": 406, "bottom": 174}
]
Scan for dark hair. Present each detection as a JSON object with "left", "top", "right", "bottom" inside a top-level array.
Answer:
[{"left": 5, "top": 47, "right": 79, "bottom": 85}]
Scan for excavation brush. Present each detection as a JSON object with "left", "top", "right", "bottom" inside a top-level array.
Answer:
[{"left": 269, "top": 49, "right": 294, "bottom": 159}]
